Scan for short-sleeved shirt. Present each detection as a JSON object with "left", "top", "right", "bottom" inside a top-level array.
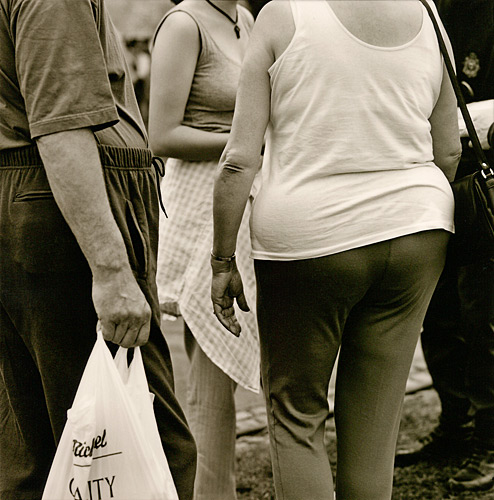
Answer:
[{"left": 0, "top": 0, "right": 147, "bottom": 150}]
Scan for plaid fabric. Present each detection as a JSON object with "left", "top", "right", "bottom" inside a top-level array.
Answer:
[{"left": 156, "top": 158, "right": 260, "bottom": 392}]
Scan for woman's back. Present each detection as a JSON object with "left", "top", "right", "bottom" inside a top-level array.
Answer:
[
  {"left": 327, "top": 0, "right": 423, "bottom": 48},
  {"left": 250, "top": 0, "right": 454, "bottom": 260},
  {"left": 211, "top": 2, "right": 461, "bottom": 498},
  {"left": 267, "top": 0, "right": 441, "bottom": 175}
]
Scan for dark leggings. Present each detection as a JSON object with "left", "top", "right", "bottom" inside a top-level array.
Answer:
[{"left": 255, "top": 230, "right": 449, "bottom": 500}]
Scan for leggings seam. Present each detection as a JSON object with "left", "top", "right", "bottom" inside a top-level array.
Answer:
[
  {"left": 265, "top": 358, "right": 286, "bottom": 500},
  {"left": 270, "top": 397, "right": 286, "bottom": 500},
  {"left": 379, "top": 239, "right": 393, "bottom": 284}
]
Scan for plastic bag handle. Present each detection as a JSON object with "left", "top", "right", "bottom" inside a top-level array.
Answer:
[{"left": 96, "top": 322, "right": 105, "bottom": 341}]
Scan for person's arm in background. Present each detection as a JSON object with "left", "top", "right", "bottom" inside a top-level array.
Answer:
[
  {"left": 148, "top": 12, "right": 228, "bottom": 161},
  {"left": 458, "top": 100, "right": 494, "bottom": 150},
  {"left": 36, "top": 128, "right": 151, "bottom": 348},
  {"left": 211, "top": 1, "right": 292, "bottom": 334}
]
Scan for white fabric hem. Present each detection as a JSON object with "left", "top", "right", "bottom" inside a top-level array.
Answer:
[
  {"left": 250, "top": 222, "right": 454, "bottom": 261},
  {"left": 181, "top": 305, "right": 261, "bottom": 394}
]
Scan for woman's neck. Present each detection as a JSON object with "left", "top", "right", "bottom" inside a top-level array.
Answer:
[{"left": 205, "top": 0, "right": 238, "bottom": 19}]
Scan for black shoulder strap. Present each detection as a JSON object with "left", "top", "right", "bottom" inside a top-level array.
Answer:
[{"left": 419, "top": 0, "right": 492, "bottom": 175}]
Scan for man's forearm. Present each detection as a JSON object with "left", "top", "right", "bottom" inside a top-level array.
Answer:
[
  {"left": 36, "top": 128, "right": 131, "bottom": 279},
  {"left": 458, "top": 100, "right": 494, "bottom": 149},
  {"left": 36, "top": 127, "right": 151, "bottom": 347}
]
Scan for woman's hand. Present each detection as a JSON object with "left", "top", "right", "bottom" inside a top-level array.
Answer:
[{"left": 211, "top": 258, "right": 250, "bottom": 336}]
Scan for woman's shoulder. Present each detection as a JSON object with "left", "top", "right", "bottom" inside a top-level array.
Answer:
[
  {"left": 153, "top": 3, "right": 203, "bottom": 40},
  {"left": 163, "top": 1, "right": 203, "bottom": 23},
  {"left": 257, "top": 0, "right": 292, "bottom": 20},
  {"left": 238, "top": 3, "right": 255, "bottom": 29},
  {"left": 151, "top": 4, "right": 202, "bottom": 53},
  {"left": 255, "top": 0, "right": 294, "bottom": 37},
  {"left": 252, "top": 0, "right": 295, "bottom": 55},
  {"left": 157, "top": 0, "right": 209, "bottom": 32}
]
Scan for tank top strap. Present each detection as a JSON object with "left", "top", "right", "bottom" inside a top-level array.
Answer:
[
  {"left": 151, "top": 4, "right": 253, "bottom": 60},
  {"left": 151, "top": 7, "right": 217, "bottom": 60},
  {"left": 288, "top": 0, "right": 336, "bottom": 41}
]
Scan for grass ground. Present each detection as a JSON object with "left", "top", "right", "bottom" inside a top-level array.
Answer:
[{"left": 235, "top": 389, "right": 494, "bottom": 500}]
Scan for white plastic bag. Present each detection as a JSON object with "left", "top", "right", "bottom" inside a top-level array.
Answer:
[{"left": 42, "top": 331, "right": 179, "bottom": 500}]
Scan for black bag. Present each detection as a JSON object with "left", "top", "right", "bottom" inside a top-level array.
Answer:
[
  {"left": 450, "top": 170, "right": 494, "bottom": 264},
  {"left": 420, "top": 0, "right": 494, "bottom": 266}
]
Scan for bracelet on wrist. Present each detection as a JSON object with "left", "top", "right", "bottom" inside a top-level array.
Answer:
[{"left": 211, "top": 251, "right": 236, "bottom": 262}]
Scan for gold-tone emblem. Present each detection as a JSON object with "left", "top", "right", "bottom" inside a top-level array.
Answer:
[{"left": 462, "top": 52, "right": 480, "bottom": 78}]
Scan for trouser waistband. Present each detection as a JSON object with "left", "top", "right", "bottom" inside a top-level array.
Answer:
[{"left": 0, "top": 144, "right": 152, "bottom": 168}]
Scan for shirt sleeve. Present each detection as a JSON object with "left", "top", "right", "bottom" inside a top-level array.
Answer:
[{"left": 13, "top": 0, "right": 120, "bottom": 138}]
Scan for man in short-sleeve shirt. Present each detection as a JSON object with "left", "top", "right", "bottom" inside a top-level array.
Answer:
[
  {"left": 0, "top": 1, "right": 196, "bottom": 499},
  {"left": 0, "top": 0, "right": 146, "bottom": 148}
]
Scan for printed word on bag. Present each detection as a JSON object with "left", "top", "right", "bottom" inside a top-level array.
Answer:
[{"left": 42, "top": 330, "right": 179, "bottom": 500}]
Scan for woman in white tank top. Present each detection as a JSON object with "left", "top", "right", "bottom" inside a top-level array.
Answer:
[{"left": 210, "top": 1, "right": 461, "bottom": 499}]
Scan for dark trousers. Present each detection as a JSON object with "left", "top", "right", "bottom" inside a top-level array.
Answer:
[
  {"left": 255, "top": 230, "right": 448, "bottom": 500},
  {"left": 422, "top": 258, "right": 494, "bottom": 443},
  {"left": 421, "top": 150, "right": 494, "bottom": 446},
  {"left": 0, "top": 146, "right": 196, "bottom": 500}
]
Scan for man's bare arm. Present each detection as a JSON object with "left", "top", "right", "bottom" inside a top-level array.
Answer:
[{"left": 36, "top": 128, "right": 151, "bottom": 347}]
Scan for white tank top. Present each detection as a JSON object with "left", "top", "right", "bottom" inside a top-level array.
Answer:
[{"left": 250, "top": 0, "right": 454, "bottom": 260}]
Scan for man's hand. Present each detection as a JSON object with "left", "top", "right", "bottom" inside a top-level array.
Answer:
[
  {"left": 93, "top": 268, "right": 151, "bottom": 348},
  {"left": 37, "top": 128, "right": 152, "bottom": 349},
  {"left": 211, "top": 259, "right": 249, "bottom": 336}
]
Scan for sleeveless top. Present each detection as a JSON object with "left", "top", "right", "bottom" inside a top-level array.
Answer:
[
  {"left": 250, "top": 0, "right": 455, "bottom": 260},
  {"left": 152, "top": 3, "right": 253, "bottom": 133}
]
